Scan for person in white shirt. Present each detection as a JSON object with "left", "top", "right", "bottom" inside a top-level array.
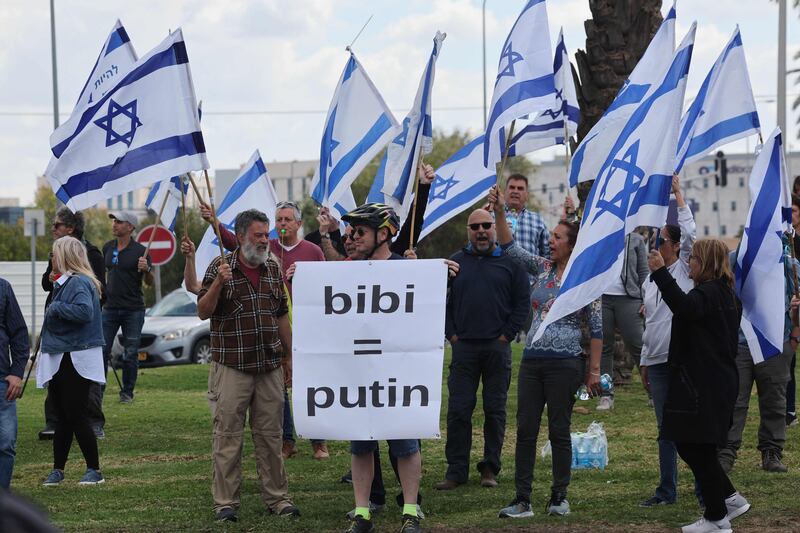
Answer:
[{"left": 638, "top": 175, "right": 695, "bottom": 507}]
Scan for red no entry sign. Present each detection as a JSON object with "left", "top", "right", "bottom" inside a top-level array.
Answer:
[{"left": 137, "top": 225, "right": 176, "bottom": 266}]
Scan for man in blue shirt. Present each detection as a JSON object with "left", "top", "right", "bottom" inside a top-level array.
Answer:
[
  {"left": 501, "top": 174, "right": 550, "bottom": 258},
  {"left": 0, "top": 277, "right": 30, "bottom": 489}
]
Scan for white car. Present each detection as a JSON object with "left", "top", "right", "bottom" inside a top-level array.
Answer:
[{"left": 111, "top": 288, "right": 211, "bottom": 367}]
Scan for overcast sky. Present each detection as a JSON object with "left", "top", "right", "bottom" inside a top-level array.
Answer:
[{"left": 0, "top": 0, "right": 798, "bottom": 205}]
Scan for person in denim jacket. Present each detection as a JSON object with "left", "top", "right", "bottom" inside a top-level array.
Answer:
[{"left": 36, "top": 237, "right": 106, "bottom": 486}]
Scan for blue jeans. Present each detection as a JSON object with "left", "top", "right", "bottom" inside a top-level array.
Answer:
[
  {"left": 0, "top": 379, "right": 18, "bottom": 489},
  {"left": 647, "top": 362, "right": 677, "bottom": 502},
  {"left": 102, "top": 308, "right": 145, "bottom": 398}
]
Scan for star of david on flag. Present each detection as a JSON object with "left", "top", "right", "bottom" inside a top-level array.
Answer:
[
  {"left": 569, "top": 1, "right": 676, "bottom": 187},
  {"left": 94, "top": 98, "right": 142, "bottom": 147},
  {"left": 735, "top": 128, "right": 793, "bottom": 364},
  {"left": 484, "top": 0, "right": 555, "bottom": 167},
  {"left": 418, "top": 135, "right": 496, "bottom": 242},
  {"left": 310, "top": 51, "right": 399, "bottom": 210},
  {"left": 48, "top": 29, "right": 207, "bottom": 212},
  {"left": 533, "top": 24, "right": 696, "bottom": 343}
]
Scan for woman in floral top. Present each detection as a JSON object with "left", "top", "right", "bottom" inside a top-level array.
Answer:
[{"left": 488, "top": 186, "right": 602, "bottom": 519}]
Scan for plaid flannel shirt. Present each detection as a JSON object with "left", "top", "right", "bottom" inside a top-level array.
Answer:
[
  {"left": 199, "top": 250, "right": 288, "bottom": 373},
  {"left": 503, "top": 206, "right": 550, "bottom": 259}
]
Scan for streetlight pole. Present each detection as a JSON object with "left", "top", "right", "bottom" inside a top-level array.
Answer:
[
  {"left": 778, "top": 0, "right": 787, "bottom": 138},
  {"left": 49, "top": 0, "right": 59, "bottom": 129},
  {"left": 482, "top": 0, "right": 487, "bottom": 130}
]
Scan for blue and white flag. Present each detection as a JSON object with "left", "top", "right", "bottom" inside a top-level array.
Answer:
[
  {"left": 534, "top": 25, "right": 695, "bottom": 341},
  {"left": 48, "top": 29, "right": 208, "bottom": 212},
  {"left": 569, "top": 1, "right": 676, "bottom": 187},
  {"left": 45, "top": 19, "right": 138, "bottom": 197},
  {"left": 735, "top": 128, "right": 790, "bottom": 363},
  {"left": 378, "top": 32, "right": 445, "bottom": 218},
  {"left": 195, "top": 150, "right": 277, "bottom": 280},
  {"left": 508, "top": 28, "right": 580, "bottom": 156},
  {"left": 484, "top": 0, "right": 555, "bottom": 167},
  {"left": 145, "top": 175, "right": 187, "bottom": 232},
  {"left": 675, "top": 27, "right": 760, "bottom": 173},
  {"left": 418, "top": 135, "right": 496, "bottom": 241},
  {"left": 310, "top": 52, "right": 399, "bottom": 209}
]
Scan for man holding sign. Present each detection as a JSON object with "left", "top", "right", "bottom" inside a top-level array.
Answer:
[{"left": 293, "top": 203, "right": 447, "bottom": 533}]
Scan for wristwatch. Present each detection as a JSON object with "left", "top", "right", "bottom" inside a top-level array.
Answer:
[{"left": 320, "top": 232, "right": 331, "bottom": 240}]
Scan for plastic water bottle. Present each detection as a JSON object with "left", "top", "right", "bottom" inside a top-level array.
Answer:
[
  {"left": 576, "top": 436, "right": 589, "bottom": 468},
  {"left": 571, "top": 434, "right": 580, "bottom": 467},
  {"left": 599, "top": 373, "right": 614, "bottom": 393},
  {"left": 575, "top": 384, "right": 590, "bottom": 401}
]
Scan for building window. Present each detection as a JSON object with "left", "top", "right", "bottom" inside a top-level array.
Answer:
[
  {"left": 739, "top": 177, "right": 745, "bottom": 188},
  {"left": 703, "top": 179, "right": 709, "bottom": 189},
  {"left": 127, "top": 191, "right": 134, "bottom": 209},
  {"left": 703, "top": 226, "right": 710, "bottom": 236},
  {"left": 721, "top": 225, "right": 727, "bottom": 236},
  {"left": 731, "top": 201, "right": 736, "bottom": 211},
  {"left": 106, "top": 198, "right": 113, "bottom": 209},
  {"left": 541, "top": 183, "right": 548, "bottom": 194},
  {"left": 116, "top": 195, "right": 122, "bottom": 209},
  {"left": 712, "top": 201, "right": 718, "bottom": 212}
]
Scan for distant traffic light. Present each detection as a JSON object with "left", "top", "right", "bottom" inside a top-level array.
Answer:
[{"left": 714, "top": 150, "right": 728, "bottom": 187}]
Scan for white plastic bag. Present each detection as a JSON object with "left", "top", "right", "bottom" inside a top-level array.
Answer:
[{"left": 540, "top": 421, "right": 608, "bottom": 470}]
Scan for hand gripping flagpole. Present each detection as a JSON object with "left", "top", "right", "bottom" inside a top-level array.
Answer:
[{"left": 180, "top": 175, "right": 188, "bottom": 240}]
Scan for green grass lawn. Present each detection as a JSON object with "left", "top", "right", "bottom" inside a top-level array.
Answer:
[{"left": 12, "top": 346, "right": 800, "bottom": 532}]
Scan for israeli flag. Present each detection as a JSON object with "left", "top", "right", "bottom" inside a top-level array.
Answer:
[
  {"left": 534, "top": 25, "right": 695, "bottom": 341},
  {"left": 735, "top": 128, "right": 791, "bottom": 363},
  {"left": 145, "top": 176, "right": 187, "bottom": 233},
  {"left": 484, "top": 0, "right": 556, "bottom": 167},
  {"left": 418, "top": 135, "right": 496, "bottom": 242},
  {"left": 310, "top": 52, "right": 399, "bottom": 209},
  {"left": 569, "top": 1, "right": 676, "bottom": 187},
  {"left": 195, "top": 150, "right": 277, "bottom": 280},
  {"left": 675, "top": 27, "right": 760, "bottom": 173},
  {"left": 45, "top": 19, "right": 138, "bottom": 196},
  {"left": 48, "top": 29, "right": 208, "bottom": 212},
  {"left": 508, "top": 28, "right": 580, "bottom": 156},
  {"left": 377, "top": 32, "right": 446, "bottom": 218}
]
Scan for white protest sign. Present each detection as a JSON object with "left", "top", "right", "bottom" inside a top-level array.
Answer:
[{"left": 292, "top": 259, "right": 447, "bottom": 440}]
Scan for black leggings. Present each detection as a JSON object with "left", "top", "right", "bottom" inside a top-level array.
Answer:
[
  {"left": 675, "top": 442, "right": 735, "bottom": 521},
  {"left": 50, "top": 354, "right": 99, "bottom": 471}
]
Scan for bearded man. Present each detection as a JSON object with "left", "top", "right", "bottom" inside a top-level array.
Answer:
[{"left": 197, "top": 209, "right": 299, "bottom": 523}]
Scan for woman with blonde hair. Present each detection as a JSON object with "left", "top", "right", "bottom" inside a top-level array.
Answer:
[
  {"left": 36, "top": 236, "right": 106, "bottom": 486},
  {"left": 648, "top": 239, "right": 748, "bottom": 533}
]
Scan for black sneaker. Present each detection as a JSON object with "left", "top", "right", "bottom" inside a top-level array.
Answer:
[
  {"left": 498, "top": 497, "right": 533, "bottom": 518},
  {"left": 215, "top": 507, "right": 237, "bottom": 522},
  {"left": 639, "top": 495, "right": 674, "bottom": 507},
  {"left": 278, "top": 504, "right": 300, "bottom": 517},
  {"left": 345, "top": 516, "right": 374, "bottom": 533},
  {"left": 399, "top": 514, "right": 422, "bottom": 533}
]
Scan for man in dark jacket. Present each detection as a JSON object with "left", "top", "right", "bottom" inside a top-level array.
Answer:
[
  {"left": 434, "top": 208, "right": 530, "bottom": 490},
  {"left": 39, "top": 207, "right": 106, "bottom": 440}
]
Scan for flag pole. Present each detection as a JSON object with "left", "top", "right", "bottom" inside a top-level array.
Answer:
[
  {"left": 202, "top": 169, "right": 227, "bottom": 262},
  {"left": 180, "top": 176, "right": 188, "bottom": 240},
  {"left": 407, "top": 156, "right": 424, "bottom": 252},
  {"left": 186, "top": 172, "right": 204, "bottom": 204},
  {"left": 144, "top": 191, "right": 170, "bottom": 255}
]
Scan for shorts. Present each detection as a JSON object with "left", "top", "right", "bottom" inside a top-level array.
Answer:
[{"left": 350, "top": 439, "right": 420, "bottom": 458}]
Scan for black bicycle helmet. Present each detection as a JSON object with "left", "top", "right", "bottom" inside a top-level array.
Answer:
[{"left": 342, "top": 203, "right": 400, "bottom": 236}]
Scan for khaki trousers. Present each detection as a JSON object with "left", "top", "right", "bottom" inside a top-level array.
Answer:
[{"left": 208, "top": 362, "right": 292, "bottom": 513}]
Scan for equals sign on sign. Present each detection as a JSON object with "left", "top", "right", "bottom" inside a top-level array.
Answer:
[{"left": 354, "top": 339, "right": 382, "bottom": 355}]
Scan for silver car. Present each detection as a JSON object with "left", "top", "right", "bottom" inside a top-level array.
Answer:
[{"left": 111, "top": 288, "right": 211, "bottom": 367}]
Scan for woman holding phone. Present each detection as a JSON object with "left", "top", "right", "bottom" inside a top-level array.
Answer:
[{"left": 37, "top": 236, "right": 106, "bottom": 486}]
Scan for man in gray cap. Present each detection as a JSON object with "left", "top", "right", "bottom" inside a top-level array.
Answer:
[{"left": 101, "top": 211, "right": 152, "bottom": 404}]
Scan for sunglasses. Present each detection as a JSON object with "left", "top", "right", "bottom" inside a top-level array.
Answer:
[
  {"left": 467, "top": 222, "right": 493, "bottom": 231},
  {"left": 112, "top": 249, "right": 119, "bottom": 265}
]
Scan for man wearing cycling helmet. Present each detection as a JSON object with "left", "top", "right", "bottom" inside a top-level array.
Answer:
[{"left": 340, "top": 203, "right": 422, "bottom": 533}]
